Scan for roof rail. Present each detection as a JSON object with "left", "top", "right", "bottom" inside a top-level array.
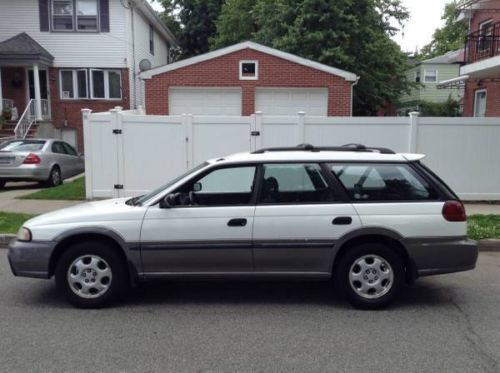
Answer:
[{"left": 251, "top": 143, "right": 396, "bottom": 155}]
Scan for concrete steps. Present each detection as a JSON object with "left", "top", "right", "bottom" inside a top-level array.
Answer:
[{"left": 0, "top": 121, "right": 39, "bottom": 139}]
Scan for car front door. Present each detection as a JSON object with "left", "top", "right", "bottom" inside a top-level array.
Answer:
[
  {"left": 61, "top": 142, "right": 84, "bottom": 176},
  {"left": 252, "top": 163, "right": 361, "bottom": 274},
  {"left": 140, "top": 165, "right": 258, "bottom": 274}
]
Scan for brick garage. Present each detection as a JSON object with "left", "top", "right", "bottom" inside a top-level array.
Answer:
[
  {"left": 143, "top": 42, "right": 357, "bottom": 117},
  {"left": 48, "top": 68, "right": 130, "bottom": 151}
]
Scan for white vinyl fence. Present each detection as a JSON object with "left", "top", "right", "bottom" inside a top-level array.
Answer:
[{"left": 82, "top": 108, "right": 500, "bottom": 201}]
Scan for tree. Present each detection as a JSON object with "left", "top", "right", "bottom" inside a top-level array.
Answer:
[
  {"left": 418, "top": 1, "right": 468, "bottom": 59},
  {"left": 211, "top": 0, "right": 411, "bottom": 115},
  {"left": 155, "top": 0, "right": 224, "bottom": 59}
]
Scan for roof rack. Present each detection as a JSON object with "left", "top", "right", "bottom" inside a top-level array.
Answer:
[{"left": 251, "top": 143, "right": 396, "bottom": 155}]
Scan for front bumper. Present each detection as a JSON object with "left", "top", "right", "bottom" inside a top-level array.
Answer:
[
  {"left": 405, "top": 236, "right": 478, "bottom": 277},
  {"left": 0, "top": 166, "right": 50, "bottom": 181},
  {"left": 8, "top": 239, "right": 57, "bottom": 279}
]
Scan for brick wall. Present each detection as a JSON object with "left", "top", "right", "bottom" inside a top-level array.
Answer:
[
  {"left": 1, "top": 67, "right": 27, "bottom": 112},
  {"left": 49, "top": 68, "right": 130, "bottom": 151},
  {"left": 145, "top": 48, "right": 352, "bottom": 116},
  {"left": 463, "top": 79, "right": 500, "bottom": 117}
]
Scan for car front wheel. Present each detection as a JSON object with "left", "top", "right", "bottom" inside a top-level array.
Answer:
[
  {"left": 335, "top": 243, "right": 404, "bottom": 309},
  {"left": 55, "top": 241, "right": 127, "bottom": 308}
]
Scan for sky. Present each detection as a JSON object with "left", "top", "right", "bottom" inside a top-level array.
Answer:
[{"left": 148, "top": 0, "right": 450, "bottom": 53}]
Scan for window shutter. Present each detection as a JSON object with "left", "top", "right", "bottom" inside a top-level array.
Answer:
[
  {"left": 39, "top": 0, "right": 50, "bottom": 32},
  {"left": 100, "top": 0, "right": 110, "bottom": 32}
]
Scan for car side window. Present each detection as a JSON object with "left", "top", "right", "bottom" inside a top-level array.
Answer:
[
  {"left": 330, "top": 163, "right": 440, "bottom": 201},
  {"left": 62, "top": 142, "right": 77, "bottom": 156},
  {"left": 51, "top": 142, "right": 67, "bottom": 154},
  {"left": 258, "top": 163, "right": 335, "bottom": 204},
  {"left": 174, "top": 166, "right": 257, "bottom": 206}
]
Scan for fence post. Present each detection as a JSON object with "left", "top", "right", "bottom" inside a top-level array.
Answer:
[
  {"left": 136, "top": 105, "right": 145, "bottom": 115},
  {"left": 254, "top": 111, "right": 263, "bottom": 151},
  {"left": 408, "top": 111, "right": 419, "bottom": 153},
  {"left": 184, "top": 114, "right": 194, "bottom": 170},
  {"left": 81, "top": 108, "right": 93, "bottom": 200},
  {"left": 110, "top": 107, "right": 124, "bottom": 198},
  {"left": 297, "top": 111, "right": 306, "bottom": 144}
]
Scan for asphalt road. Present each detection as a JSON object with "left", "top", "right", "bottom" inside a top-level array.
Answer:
[{"left": 1, "top": 251, "right": 500, "bottom": 373}]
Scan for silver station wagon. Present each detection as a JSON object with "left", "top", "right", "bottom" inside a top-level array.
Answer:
[{"left": 8, "top": 144, "right": 478, "bottom": 309}]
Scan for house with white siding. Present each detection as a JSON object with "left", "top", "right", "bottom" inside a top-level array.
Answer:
[{"left": 0, "top": 0, "right": 177, "bottom": 150}]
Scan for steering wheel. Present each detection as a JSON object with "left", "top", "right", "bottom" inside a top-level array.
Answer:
[{"left": 188, "top": 191, "right": 198, "bottom": 206}]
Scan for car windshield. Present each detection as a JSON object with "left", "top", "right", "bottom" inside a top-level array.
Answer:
[
  {"left": 131, "top": 162, "right": 209, "bottom": 206},
  {"left": 0, "top": 140, "right": 46, "bottom": 152}
]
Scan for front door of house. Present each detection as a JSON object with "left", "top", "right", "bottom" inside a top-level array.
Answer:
[{"left": 27, "top": 69, "right": 50, "bottom": 119}]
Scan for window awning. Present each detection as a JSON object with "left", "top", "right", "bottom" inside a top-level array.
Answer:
[
  {"left": 437, "top": 75, "right": 469, "bottom": 89},
  {"left": 0, "top": 33, "right": 54, "bottom": 66}
]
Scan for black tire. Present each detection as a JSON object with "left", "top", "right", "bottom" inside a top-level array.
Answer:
[
  {"left": 0, "top": 180, "right": 5, "bottom": 189},
  {"left": 334, "top": 243, "right": 404, "bottom": 309},
  {"left": 55, "top": 241, "right": 128, "bottom": 308},
  {"left": 46, "top": 166, "right": 62, "bottom": 187}
]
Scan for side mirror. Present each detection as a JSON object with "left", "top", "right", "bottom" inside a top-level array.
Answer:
[
  {"left": 159, "top": 193, "right": 177, "bottom": 209},
  {"left": 193, "top": 182, "right": 202, "bottom": 192}
]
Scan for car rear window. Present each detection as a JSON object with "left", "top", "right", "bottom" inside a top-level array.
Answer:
[
  {"left": 0, "top": 140, "right": 45, "bottom": 152},
  {"left": 329, "top": 163, "right": 440, "bottom": 202}
]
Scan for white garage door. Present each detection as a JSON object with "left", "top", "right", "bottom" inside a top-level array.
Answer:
[
  {"left": 255, "top": 88, "right": 328, "bottom": 116},
  {"left": 169, "top": 88, "right": 242, "bottom": 115}
]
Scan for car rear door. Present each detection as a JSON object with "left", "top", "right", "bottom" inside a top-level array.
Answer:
[
  {"left": 252, "top": 163, "right": 361, "bottom": 274},
  {"left": 140, "top": 164, "right": 258, "bottom": 274}
]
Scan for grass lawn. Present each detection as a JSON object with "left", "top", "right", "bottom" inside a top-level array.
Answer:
[
  {"left": 19, "top": 177, "right": 85, "bottom": 201},
  {"left": 0, "top": 212, "right": 37, "bottom": 234},
  {"left": 467, "top": 214, "right": 500, "bottom": 241}
]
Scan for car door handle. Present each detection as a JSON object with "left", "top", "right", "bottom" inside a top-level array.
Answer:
[
  {"left": 332, "top": 216, "right": 352, "bottom": 225},
  {"left": 227, "top": 218, "right": 247, "bottom": 227}
]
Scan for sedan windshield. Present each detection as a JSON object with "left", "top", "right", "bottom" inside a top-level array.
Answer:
[
  {"left": 132, "top": 162, "right": 209, "bottom": 206},
  {"left": 0, "top": 140, "right": 46, "bottom": 152}
]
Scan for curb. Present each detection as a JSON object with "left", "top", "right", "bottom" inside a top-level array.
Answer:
[{"left": 1, "top": 234, "right": 499, "bottom": 251}]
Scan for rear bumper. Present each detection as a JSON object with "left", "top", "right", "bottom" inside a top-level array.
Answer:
[
  {"left": 7, "top": 239, "right": 57, "bottom": 279},
  {"left": 405, "top": 236, "right": 478, "bottom": 277},
  {"left": 0, "top": 166, "right": 50, "bottom": 181}
]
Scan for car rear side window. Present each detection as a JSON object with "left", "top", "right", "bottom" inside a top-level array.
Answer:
[
  {"left": 329, "top": 163, "right": 440, "bottom": 202},
  {"left": 52, "top": 142, "right": 67, "bottom": 154},
  {"left": 0, "top": 140, "right": 45, "bottom": 152},
  {"left": 259, "top": 163, "right": 336, "bottom": 204}
]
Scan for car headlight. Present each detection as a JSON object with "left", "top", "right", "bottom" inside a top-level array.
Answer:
[{"left": 16, "top": 227, "right": 32, "bottom": 242}]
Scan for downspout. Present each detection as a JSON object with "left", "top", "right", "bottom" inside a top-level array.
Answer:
[
  {"left": 350, "top": 76, "right": 360, "bottom": 116},
  {"left": 130, "top": 4, "right": 138, "bottom": 109}
]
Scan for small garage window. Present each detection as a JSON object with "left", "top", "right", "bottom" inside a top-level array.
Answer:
[{"left": 239, "top": 60, "right": 258, "bottom": 80}]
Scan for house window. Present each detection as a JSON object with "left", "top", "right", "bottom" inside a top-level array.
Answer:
[
  {"left": 51, "top": 0, "right": 98, "bottom": 32},
  {"left": 90, "top": 70, "right": 122, "bottom": 100},
  {"left": 239, "top": 60, "right": 258, "bottom": 80},
  {"left": 415, "top": 70, "right": 421, "bottom": 83},
  {"left": 60, "top": 69, "right": 88, "bottom": 99},
  {"left": 149, "top": 25, "right": 155, "bottom": 55},
  {"left": 474, "top": 89, "right": 487, "bottom": 117},
  {"left": 424, "top": 69, "right": 438, "bottom": 83},
  {"left": 76, "top": 0, "right": 98, "bottom": 31},
  {"left": 478, "top": 20, "right": 493, "bottom": 52}
]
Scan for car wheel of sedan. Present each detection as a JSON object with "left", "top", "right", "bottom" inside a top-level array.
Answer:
[
  {"left": 334, "top": 243, "right": 404, "bottom": 309},
  {"left": 55, "top": 241, "right": 127, "bottom": 308},
  {"left": 46, "top": 166, "right": 62, "bottom": 187}
]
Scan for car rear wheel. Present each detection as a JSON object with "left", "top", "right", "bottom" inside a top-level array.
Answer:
[
  {"left": 334, "top": 243, "right": 404, "bottom": 309},
  {"left": 46, "top": 166, "right": 62, "bottom": 187},
  {"left": 55, "top": 241, "right": 127, "bottom": 308}
]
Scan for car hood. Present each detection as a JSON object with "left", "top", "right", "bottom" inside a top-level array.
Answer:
[{"left": 24, "top": 197, "right": 146, "bottom": 227}]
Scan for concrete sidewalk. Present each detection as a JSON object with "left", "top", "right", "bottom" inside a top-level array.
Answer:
[
  {"left": 464, "top": 203, "right": 500, "bottom": 215},
  {"left": 0, "top": 182, "right": 83, "bottom": 215}
]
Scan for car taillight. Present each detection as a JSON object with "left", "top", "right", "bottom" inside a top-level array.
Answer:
[
  {"left": 442, "top": 200, "right": 466, "bottom": 222},
  {"left": 23, "top": 153, "right": 41, "bottom": 164}
]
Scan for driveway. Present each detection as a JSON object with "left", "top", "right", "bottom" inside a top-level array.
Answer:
[
  {"left": 0, "top": 251, "right": 499, "bottom": 372},
  {"left": 0, "top": 182, "right": 82, "bottom": 214}
]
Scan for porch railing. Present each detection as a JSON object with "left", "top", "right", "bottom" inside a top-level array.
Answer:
[
  {"left": 28, "top": 99, "right": 51, "bottom": 120},
  {"left": 14, "top": 99, "right": 37, "bottom": 139},
  {"left": 465, "top": 21, "right": 500, "bottom": 64}
]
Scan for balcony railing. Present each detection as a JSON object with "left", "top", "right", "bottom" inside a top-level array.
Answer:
[
  {"left": 28, "top": 99, "right": 51, "bottom": 121},
  {"left": 465, "top": 21, "right": 500, "bottom": 64}
]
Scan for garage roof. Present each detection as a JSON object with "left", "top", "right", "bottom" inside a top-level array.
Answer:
[{"left": 140, "top": 41, "right": 358, "bottom": 82}]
